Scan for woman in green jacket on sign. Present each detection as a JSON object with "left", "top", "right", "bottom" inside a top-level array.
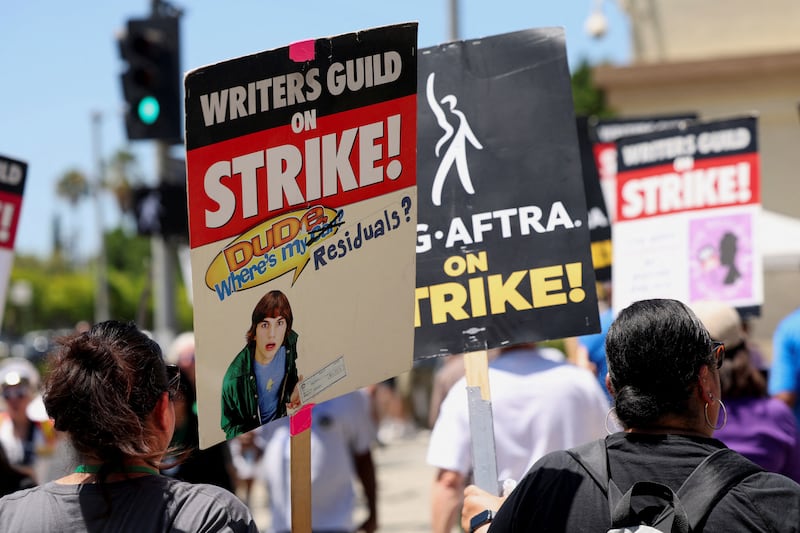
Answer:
[{"left": 221, "top": 290, "right": 301, "bottom": 440}]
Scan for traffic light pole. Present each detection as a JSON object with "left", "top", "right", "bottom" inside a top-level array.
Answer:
[
  {"left": 152, "top": 139, "right": 177, "bottom": 349},
  {"left": 148, "top": 0, "right": 181, "bottom": 350}
]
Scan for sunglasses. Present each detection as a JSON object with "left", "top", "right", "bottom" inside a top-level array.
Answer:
[
  {"left": 2, "top": 387, "right": 29, "bottom": 400},
  {"left": 165, "top": 364, "right": 182, "bottom": 400},
  {"left": 711, "top": 341, "right": 725, "bottom": 369}
]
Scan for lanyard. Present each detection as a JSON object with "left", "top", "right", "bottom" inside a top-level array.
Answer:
[{"left": 74, "top": 464, "right": 160, "bottom": 476}]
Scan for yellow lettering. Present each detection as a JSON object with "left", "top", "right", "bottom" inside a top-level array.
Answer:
[
  {"left": 487, "top": 271, "right": 530, "bottom": 314},
  {"left": 530, "top": 265, "right": 566, "bottom": 307},
  {"left": 430, "top": 283, "right": 470, "bottom": 324}
]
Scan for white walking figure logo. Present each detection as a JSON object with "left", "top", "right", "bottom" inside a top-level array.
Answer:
[{"left": 426, "top": 72, "right": 483, "bottom": 206}]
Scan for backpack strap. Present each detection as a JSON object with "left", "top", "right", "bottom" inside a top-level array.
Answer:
[
  {"left": 568, "top": 440, "right": 763, "bottom": 532},
  {"left": 674, "top": 447, "right": 763, "bottom": 530},
  {"left": 566, "top": 439, "right": 623, "bottom": 511}
]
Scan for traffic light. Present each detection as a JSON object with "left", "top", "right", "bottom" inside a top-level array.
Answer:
[
  {"left": 119, "top": 16, "right": 181, "bottom": 142},
  {"left": 132, "top": 182, "right": 189, "bottom": 239}
]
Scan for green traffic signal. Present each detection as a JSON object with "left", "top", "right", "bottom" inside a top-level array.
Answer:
[{"left": 137, "top": 96, "right": 160, "bottom": 125}]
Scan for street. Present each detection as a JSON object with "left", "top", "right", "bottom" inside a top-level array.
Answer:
[{"left": 249, "top": 429, "right": 438, "bottom": 532}]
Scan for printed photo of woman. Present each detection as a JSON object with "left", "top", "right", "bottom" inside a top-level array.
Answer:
[{"left": 221, "top": 290, "right": 302, "bottom": 440}]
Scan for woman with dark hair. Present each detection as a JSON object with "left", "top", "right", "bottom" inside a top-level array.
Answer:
[
  {"left": 221, "top": 289, "right": 301, "bottom": 439},
  {"left": 462, "top": 299, "right": 800, "bottom": 532},
  {"left": 0, "top": 320, "right": 257, "bottom": 532},
  {"left": 693, "top": 300, "right": 800, "bottom": 482}
]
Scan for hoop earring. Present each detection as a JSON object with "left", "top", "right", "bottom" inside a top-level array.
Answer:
[
  {"left": 605, "top": 407, "right": 620, "bottom": 435},
  {"left": 704, "top": 397, "right": 728, "bottom": 431}
]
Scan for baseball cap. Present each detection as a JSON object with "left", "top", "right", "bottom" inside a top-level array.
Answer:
[
  {"left": 691, "top": 300, "right": 746, "bottom": 350},
  {"left": 0, "top": 357, "right": 40, "bottom": 390}
]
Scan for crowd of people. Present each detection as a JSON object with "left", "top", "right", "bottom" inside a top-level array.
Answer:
[{"left": 0, "top": 295, "right": 799, "bottom": 531}]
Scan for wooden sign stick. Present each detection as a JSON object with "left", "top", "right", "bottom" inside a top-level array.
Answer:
[
  {"left": 463, "top": 329, "right": 499, "bottom": 495},
  {"left": 290, "top": 404, "right": 315, "bottom": 533}
]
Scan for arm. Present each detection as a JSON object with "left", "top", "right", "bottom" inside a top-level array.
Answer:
[
  {"left": 431, "top": 468, "right": 465, "bottom": 533},
  {"left": 461, "top": 484, "right": 506, "bottom": 533},
  {"left": 286, "top": 375, "right": 305, "bottom": 414},
  {"left": 768, "top": 324, "right": 800, "bottom": 407},
  {"left": 221, "top": 385, "right": 248, "bottom": 440},
  {"left": 353, "top": 450, "right": 378, "bottom": 533}
]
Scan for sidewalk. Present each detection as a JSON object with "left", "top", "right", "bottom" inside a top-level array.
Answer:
[{"left": 249, "top": 429, "right": 438, "bottom": 532}]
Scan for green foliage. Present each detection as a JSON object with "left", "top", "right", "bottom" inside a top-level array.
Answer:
[
  {"left": 104, "top": 227, "right": 151, "bottom": 276},
  {"left": 7, "top": 227, "right": 193, "bottom": 336},
  {"left": 5, "top": 266, "right": 93, "bottom": 335},
  {"left": 571, "top": 59, "right": 614, "bottom": 118}
]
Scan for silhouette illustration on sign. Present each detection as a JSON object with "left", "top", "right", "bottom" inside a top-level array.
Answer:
[
  {"left": 719, "top": 231, "right": 741, "bottom": 285},
  {"left": 426, "top": 72, "right": 483, "bottom": 206}
]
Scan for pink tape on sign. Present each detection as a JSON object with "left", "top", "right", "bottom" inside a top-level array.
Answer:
[
  {"left": 289, "top": 39, "right": 315, "bottom": 62},
  {"left": 290, "top": 403, "right": 315, "bottom": 435}
]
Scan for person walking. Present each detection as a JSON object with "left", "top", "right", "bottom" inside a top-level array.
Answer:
[
  {"left": 427, "top": 342, "right": 609, "bottom": 532},
  {"left": 259, "top": 389, "right": 378, "bottom": 533},
  {"left": 693, "top": 300, "right": 800, "bottom": 482}
]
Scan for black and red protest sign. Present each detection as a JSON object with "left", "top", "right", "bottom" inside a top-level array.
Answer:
[
  {"left": 589, "top": 113, "right": 697, "bottom": 222},
  {"left": 185, "top": 23, "right": 418, "bottom": 447},
  {"left": 576, "top": 116, "right": 612, "bottom": 282},
  {"left": 612, "top": 116, "right": 762, "bottom": 313},
  {"left": 414, "top": 28, "right": 599, "bottom": 359},
  {"left": 0, "top": 155, "right": 27, "bottom": 251}
]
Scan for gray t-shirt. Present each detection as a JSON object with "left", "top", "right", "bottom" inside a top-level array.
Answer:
[{"left": 0, "top": 475, "right": 258, "bottom": 532}]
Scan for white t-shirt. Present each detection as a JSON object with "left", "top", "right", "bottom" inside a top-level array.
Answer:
[
  {"left": 259, "top": 389, "right": 375, "bottom": 533},
  {"left": 427, "top": 347, "right": 610, "bottom": 484},
  {"left": 0, "top": 415, "right": 45, "bottom": 467}
]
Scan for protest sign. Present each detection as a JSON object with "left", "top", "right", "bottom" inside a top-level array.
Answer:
[
  {"left": 0, "top": 155, "right": 27, "bottom": 329},
  {"left": 576, "top": 116, "right": 612, "bottom": 283},
  {"left": 185, "top": 23, "right": 418, "bottom": 448},
  {"left": 415, "top": 28, "right": 599, "bottom": 359},
  {"left": 612, "top": 116, "right": 762, "bottom": 314},
  {"left": 590, "top": 114, "right": 697, "bottom": 223}
]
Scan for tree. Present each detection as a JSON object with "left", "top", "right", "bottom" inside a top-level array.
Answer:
[
  {"left": 106, "top": 149, "right": 143, "bottom": 222},
  {"left": 571, "top": 59, "right": 615, "bottom": 118},
  {"left": 55, "top": 169, "right": 90, "bottom": 206},
  {"left": 55, "top": 169, "right": 90, "bottom": 264}
]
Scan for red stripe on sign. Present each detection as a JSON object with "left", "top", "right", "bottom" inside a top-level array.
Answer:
[
  {"left": 187, "top": 95, "right": 416, "bottom": 248},
  {"left": 0, "top": 191, "right": 23, "bottom": 250},
  {"left": 616, "top": 152, "right": 760, "bottom": 222}
]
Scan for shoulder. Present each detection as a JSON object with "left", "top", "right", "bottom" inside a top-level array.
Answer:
[
  {"left": 775, "top": 310, "right": 800, "bottom": 339},
  {"left": 224, "top": 346, "right": 252, "bottom": 378},
  {"left": 286, "top": 330, "right": 298, "bottom": 347},
  {"left": 713, "top": 470, "right": 800, "bottom": 530},
  {"left": 0, "top": 483, "right": 45, "bottom": 504},
  {"left": 492, "top": 447, "right": 606, "bottom": 530},
  {"left": 162, "top": 478, "right": 257, "bottom": 530},
  {"left": 763, "top": 397, "right": 797, "bottom": 422}
]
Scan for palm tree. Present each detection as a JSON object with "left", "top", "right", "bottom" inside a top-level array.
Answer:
[
  {"left": 106, "top": 149, "right": 143, "bottom": 222},
  {"left": 55, "top": 169, "right": 89, "bottom": 263}
]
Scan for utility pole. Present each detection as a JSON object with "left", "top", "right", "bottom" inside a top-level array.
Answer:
[
  {"left": 449, "top": 0, "right": 460, "bottom": 41},
  {"left": 149, "top": 0, "right": 182, "bottom": 349},
  {"left": 91, "top": 111, "right": 110, "bottom": 323},
  {"left": 152, "top": 141, "right": 177, "bottom": 349}
]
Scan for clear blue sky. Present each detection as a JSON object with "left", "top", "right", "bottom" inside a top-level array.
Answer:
[{"left": 1, "top": 1, "right": 630, "bottom": 259}]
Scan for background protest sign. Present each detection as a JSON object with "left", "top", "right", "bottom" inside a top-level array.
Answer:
[
  {"left": 0, "top": 155, "right": 27, "bottom": 330},
  {"left": 590, "top": 113, "right": 697, "bottom": 224},
  {"left": 415, "top": 27, "right": 599, "bottom": 360},
  {"left": 576, "top": 116, "right": 612, "bottom": 283},
  {"left": 185, "top": 23, "right": 418, "bottom": 448},
  {"left": 612, "top": 115, "right": 763, "bottom": 314}
]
